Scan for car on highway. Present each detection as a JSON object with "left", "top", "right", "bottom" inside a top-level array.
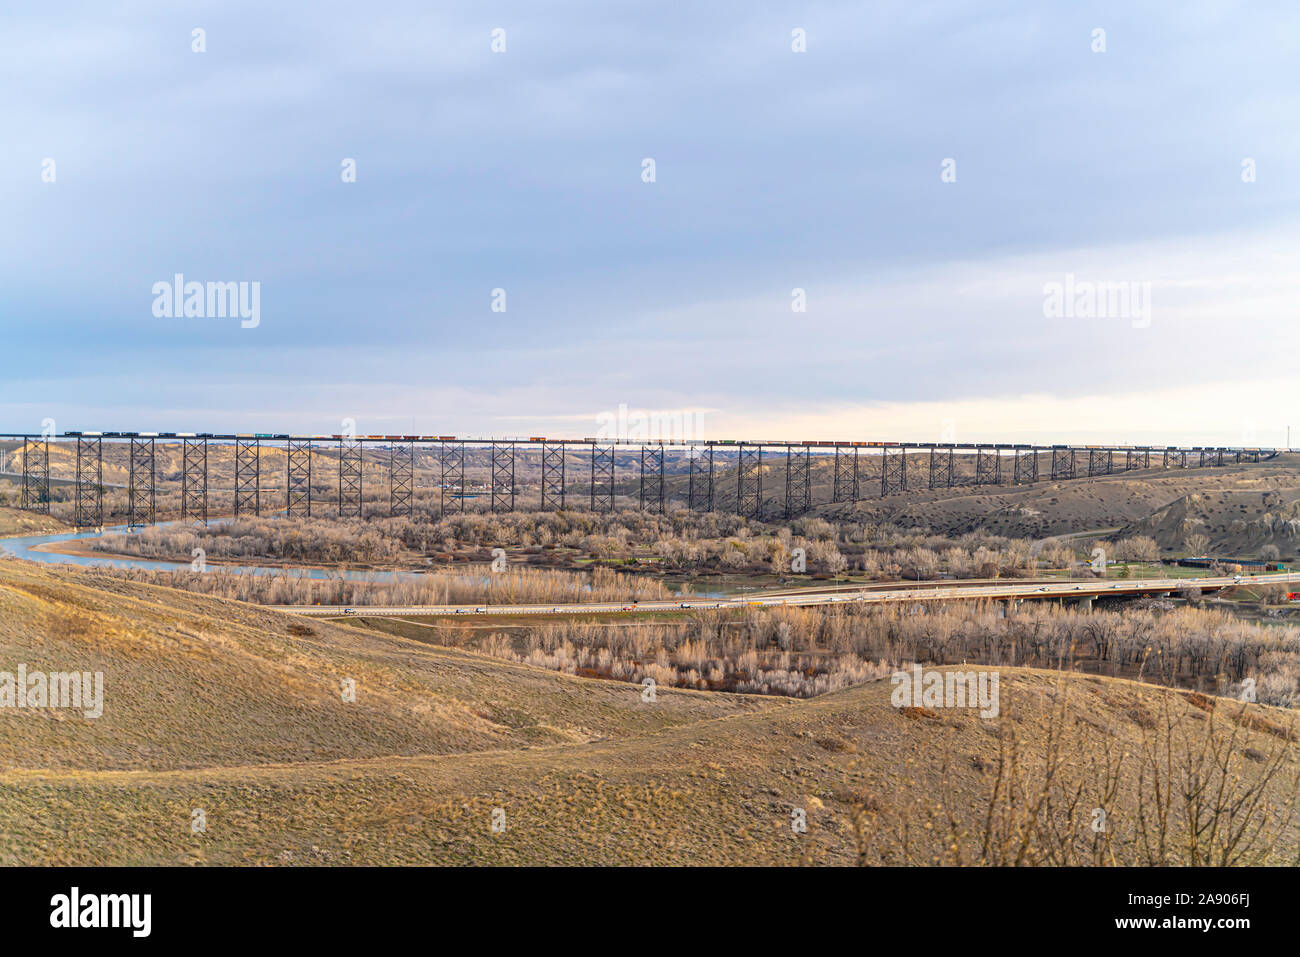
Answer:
[
  {"left": 343, "top": 608, "right": 355, "bottom": 615},
  {"left": 475, "top": 607, "right": 485, "bottom": 613}
]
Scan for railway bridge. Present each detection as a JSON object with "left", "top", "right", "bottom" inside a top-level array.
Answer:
[{"left": 0, "top": 431, "right": 1282, "bottom": 529}]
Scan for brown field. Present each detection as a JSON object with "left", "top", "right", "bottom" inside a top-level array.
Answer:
[{"left": 1, "top": 558, "right": 1297, "bottom": 866}]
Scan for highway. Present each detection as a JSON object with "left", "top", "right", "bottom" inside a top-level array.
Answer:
[{"left": 270, "top": 571, "right": 1300, "bottom": 618}]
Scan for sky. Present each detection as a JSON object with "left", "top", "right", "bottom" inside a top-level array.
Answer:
[{"left": 3, "top": 0, "right": 1298, "bottom": 446}]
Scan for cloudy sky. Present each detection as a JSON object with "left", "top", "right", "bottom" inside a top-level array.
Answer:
[{"left": 3, "top": 0, "right": 1298, "bottom": 446}]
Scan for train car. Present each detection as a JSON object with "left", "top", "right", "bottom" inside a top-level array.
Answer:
[{"left": 438, "top": 435, "right": 457, "bottom": 441}]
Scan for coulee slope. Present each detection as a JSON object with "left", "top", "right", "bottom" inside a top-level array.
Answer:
[{"left": 2, "top": 559, "right": 1298, "bottom": 865}]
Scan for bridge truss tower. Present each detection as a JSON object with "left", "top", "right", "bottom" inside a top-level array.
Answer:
[
  {"left": 1050, "top": 448, "right": 1075, "bottom": 480},
  {"left": 128, "top": 435, "right": 156, "bottom": 528},
  {"left": 737, "top": 444, "right": 763, "bottom": 518},
  {"left": 881, "top": 448, "right": 907, "bottom": 496},
  {"left": 1087, "top": 449, "right": 1112, "bottom": 477},
  {"left": 590, "top": 444, "right": 614, "bottom": 512},
  {"left": 338, "top": 440, "right": 363, "bottom": 518},
  {"left": 440, "top": 440, "right": 465, "bottom": 516},
  {"left": 928, "top": 447, "right": 954, "bottom": 490},
  {"left": 834, "top": 446, "right": 860, "bottom": 502},
  {"left": 1012, "top": 449, "right": 1038, "bottom": 484},
  {"left": 74, "top": 435, "right": 103, "bottom": 528},
  {"left": 390, "top": 441, "right": 413, "bottom": 518},
  {"left": 21, "top": 439, "right": 50, "bottom": 514},
  {"left": 234, "top": 437, "right": 261, "bottom": 517},
  {"left": 541, "top": 443, "right": 566, "bottom": 511},
  {"left": 287, "top": 439, "right": 312, "bottom": 517},
  {"left": 639, "top": 445, "right": 665, "bottom": 514},
  {"left": 687, "top": 446, "right": 714, "bottom": 512},
  {"left": 975, "top": 448, "right": 1001, "bottom": 486},
  {"left": 785, "top": 445, "right": 811, "bottom": 518},
  {"left": 490, "top": 442, "right": 515, "bottom": 513},
  {"left": 182, "top": 437, "right": 208, "bottom": 523}
]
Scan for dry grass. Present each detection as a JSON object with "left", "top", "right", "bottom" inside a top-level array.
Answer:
[{"left": 2, "top": 559, "right": 1299, "bottom": 866}]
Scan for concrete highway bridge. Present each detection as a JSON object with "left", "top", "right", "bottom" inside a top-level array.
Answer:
[
  {"left": 274, "top": 570, "right": 1300, "bottom": 618},
  {"left": 0, "top": 431, "right": 1284, "bottom": 529}
]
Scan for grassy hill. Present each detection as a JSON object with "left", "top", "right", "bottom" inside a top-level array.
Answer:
[
  {"left": 1117, "top": 488, "right": 1300, "bottom": 559},
  {"left": 1, "top": 558, "right": 1298, "bottom": 866}
]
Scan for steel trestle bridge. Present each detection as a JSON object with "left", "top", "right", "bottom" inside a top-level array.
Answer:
[{"left": 0, "top": 431, "right": 1282, "bottom": 529}]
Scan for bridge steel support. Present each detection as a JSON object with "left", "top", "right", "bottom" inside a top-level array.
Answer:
[
  {"left": 182, "top": 437, "right": 208, "bottom": 523},
  {"left": 128, "top": 436, "right": 156, "bottom": 528},
  {"left": 928, "top": 447, "right": 954, "bottom": 490},
  {"left": 541, "top": 443, "right": 566, "bottom": 511},
  {"left": 881, "top": 448, "right": 906, "bottom": 496},
  {"left": 339, "top": 440, "right": 362, "bottom": 518},
  {"left": 1087, "top": 449, "right": 1113, "bottom": 477},
  {"left": 234, "top": 437, "right": 261, "bottom": 517},
  {"left": 833, "top": 446, "right": 861, "bottom": 502},
  {"left": 287, "top": 439, "right": 312, "bottom": 518},
  {"left": 440, "top": 441, "right": 465, "bottom": 516},
  {"left": 590, "top": 444, "right": 614, "bottom": 512},
  {"left": 490, "top": 442, "right": 515, "bottom": 513},
  {"left": 688, "top": 446, "right": 714, "bottom": 512},
  {"left": 784, "top": 445, "right": 811, "bottom": 518},
  {"left": 21, "top": 439, "right": 50, "bottom": 514},
  {"left": 1124, "top": 449, "right": 1149, "bottom": 471},
  {"left": 639, "top": 445, "right": 665, "bottom": 513},
  {"left": 1050, "top": 448, "right": 1075, "bottom": 480},
  {"left": 1012, "top": 449, "right": 1038, "bottom": 484},
  {"left": 74, "top": 435, "right": 103, "bottom": 528},
  {"left": 390, "top": 441, "right": 413, "bottom": 518},
  {"left": 975, "top": 448, "right": 1001, "bottom": 486},
  {"left": 737, "top": 444, "right": 763, "bottom": 518}
]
